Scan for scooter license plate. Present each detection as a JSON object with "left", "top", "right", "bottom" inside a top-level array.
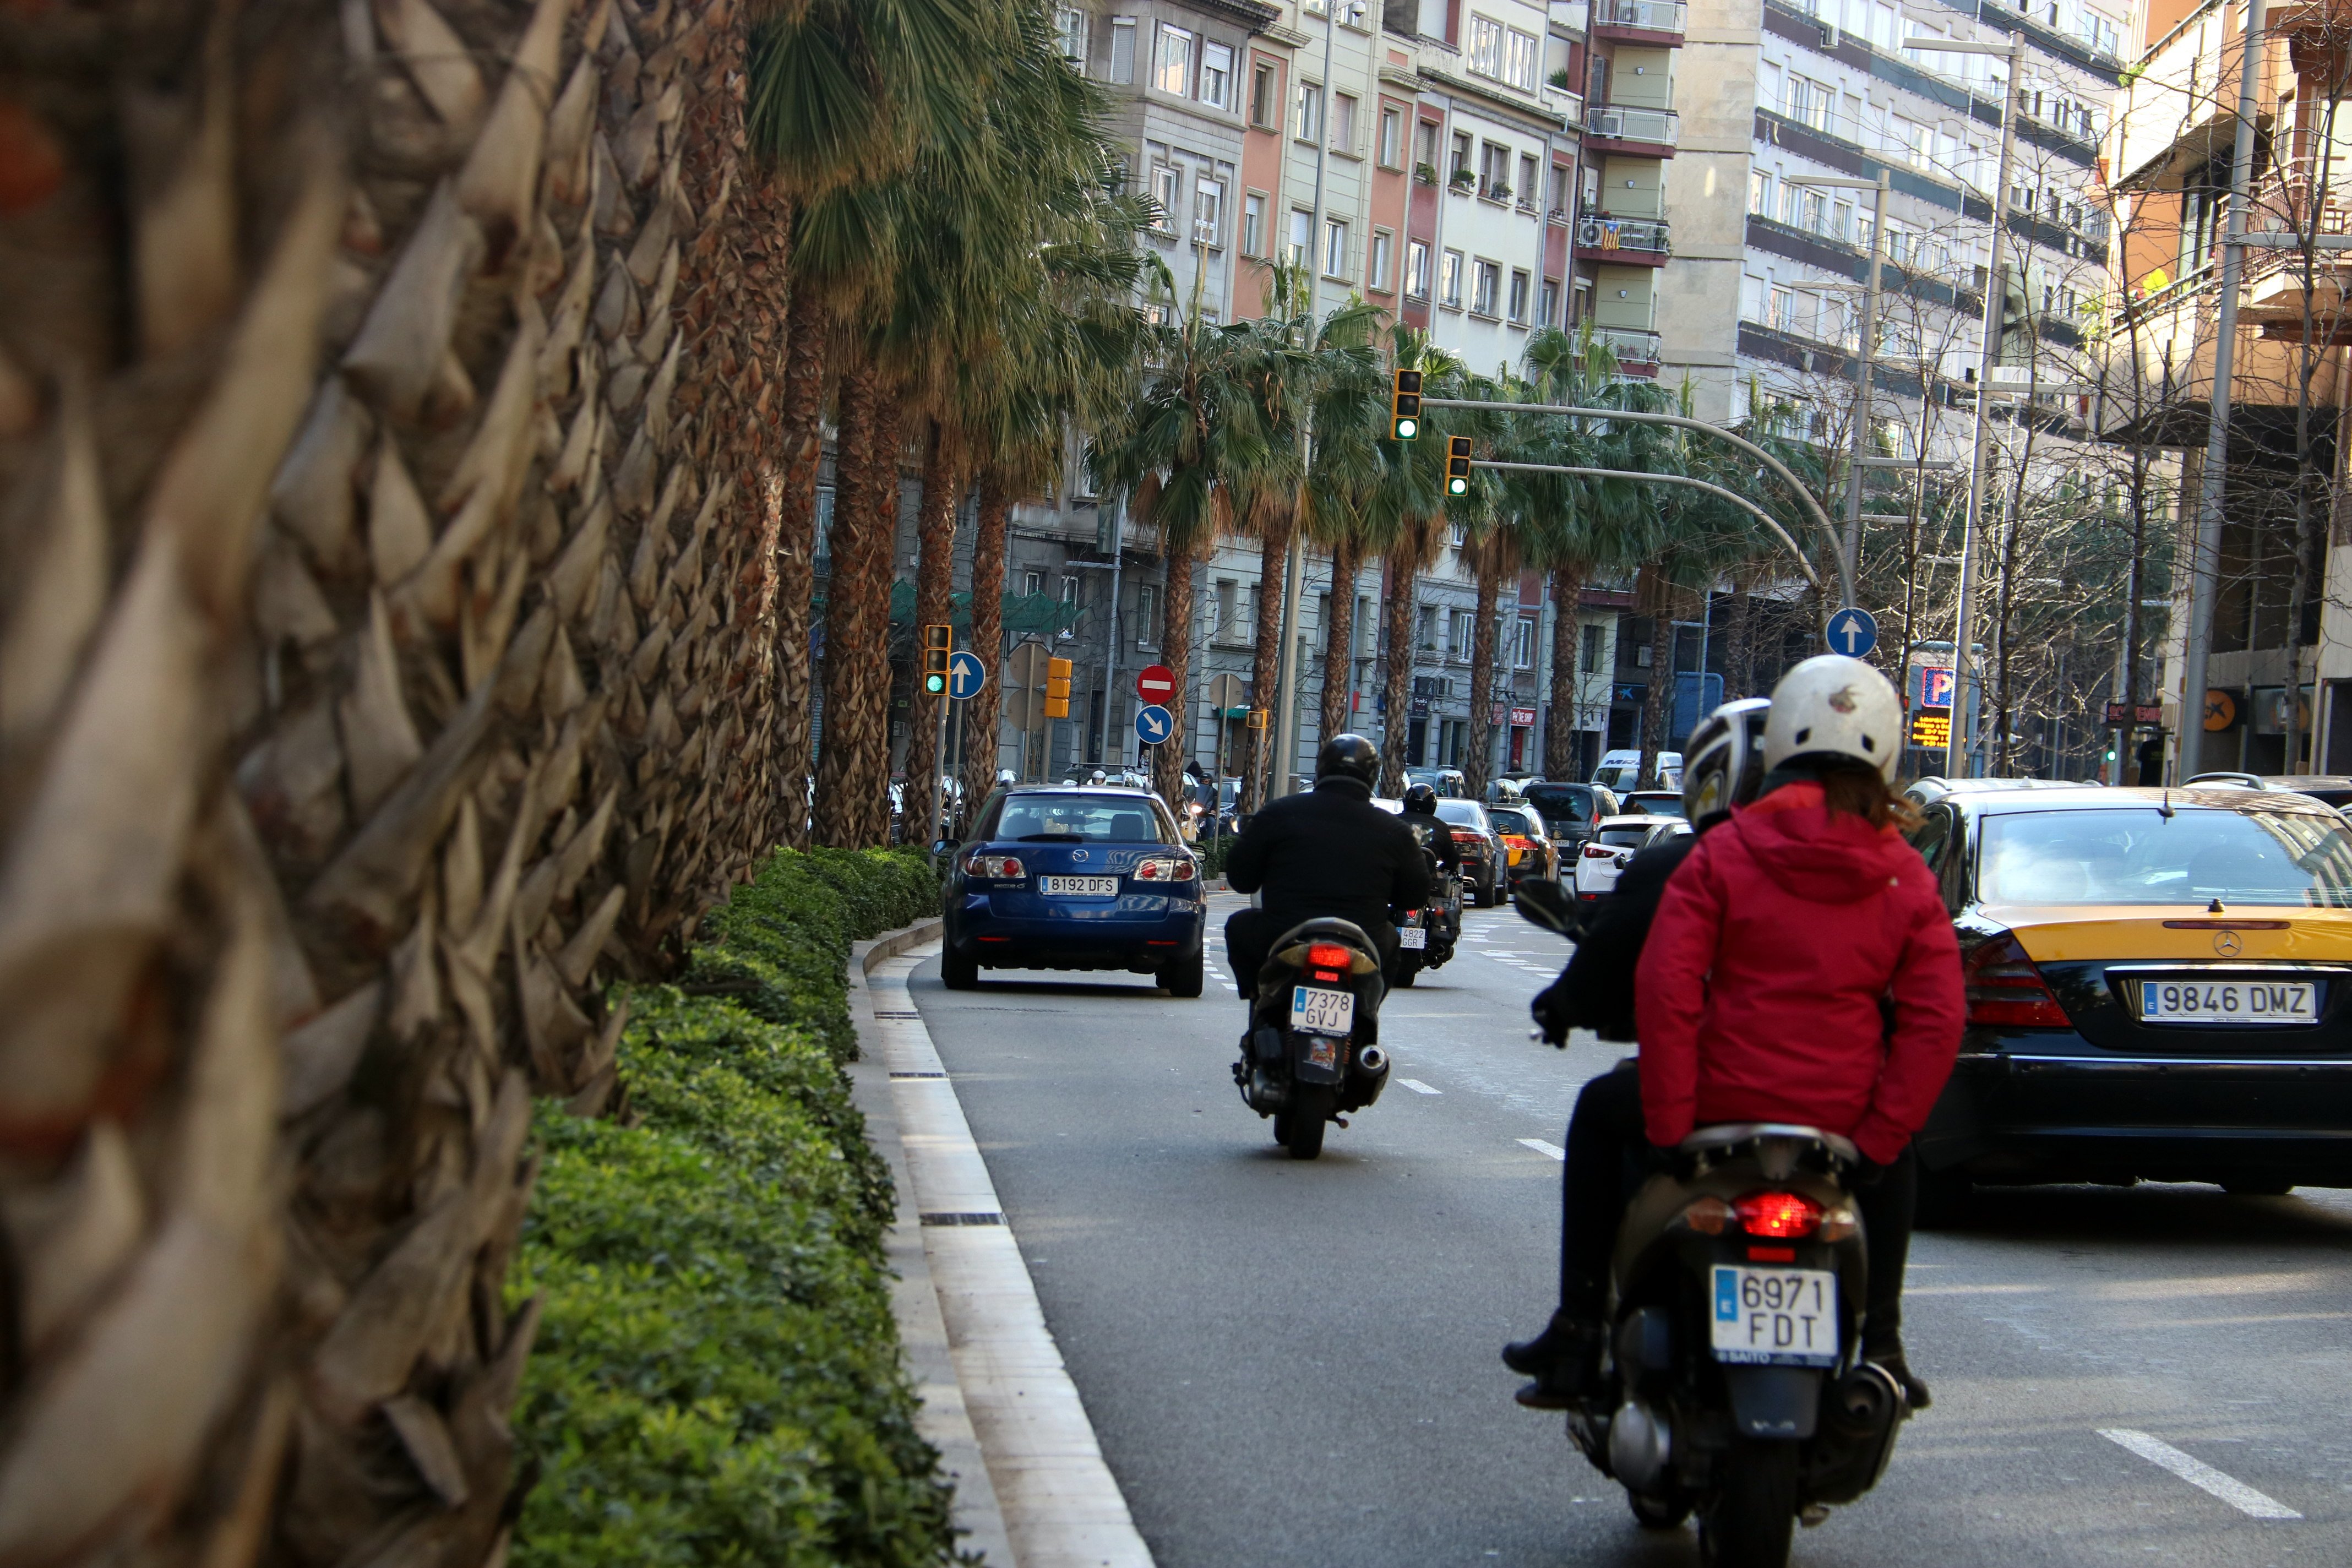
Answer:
[
  {"left": 1289, "top": 986, "right": 1355, "bottom": 1037},
  {"left": 1398, "top": 926, "right": 1427, "bottom": 949},
  {"left": 1708, "top": 1265, "right": 1839, "bottom": 1367}
]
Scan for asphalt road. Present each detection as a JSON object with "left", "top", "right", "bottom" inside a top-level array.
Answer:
[{"left": 908, "top": 891, "right": 2352, "bottom": 1567}]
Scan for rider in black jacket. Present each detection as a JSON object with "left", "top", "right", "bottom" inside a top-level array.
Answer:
[{"left": 1224, "top": 735, "right": 1431, "bottom": 1011}]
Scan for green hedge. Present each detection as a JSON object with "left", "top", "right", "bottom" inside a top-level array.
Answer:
[{"left": 511, "top": 848, "right": 956, "bottom": 1568}]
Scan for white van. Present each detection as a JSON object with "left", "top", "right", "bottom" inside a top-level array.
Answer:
[{"left": 1591, "top": 749, "right": 1682, "bottom": 794}]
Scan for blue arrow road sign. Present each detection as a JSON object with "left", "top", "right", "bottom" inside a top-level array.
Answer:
[
  {"left": 1134, "top": 703, "right": 1174, "bottom": 745},
  {"left": 1826, "top": 606, "right": 1879, "bottom": 658},
  {"left": 946, "top": 649, "right": 987, "bottom": 700}
]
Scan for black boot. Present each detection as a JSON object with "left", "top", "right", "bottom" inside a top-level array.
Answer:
[
  {"left": 1864, "top": 1336, "right": 1931, "bottom": 1411},
  {"left": 1504, "top": 1310, "right": 1602, "bottom": 1408}
]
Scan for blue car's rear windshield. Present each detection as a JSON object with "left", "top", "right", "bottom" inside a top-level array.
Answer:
[{"left": 981, "top": 793, "right": 1178, "bottom": 844}]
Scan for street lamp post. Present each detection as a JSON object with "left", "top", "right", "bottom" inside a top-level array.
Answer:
[
  {"left": 1787, "top": 171, "right": 1891, "bottom": 590},
  {"left": 1907, "top": 29, "right": 2026, "bottom": 780}
]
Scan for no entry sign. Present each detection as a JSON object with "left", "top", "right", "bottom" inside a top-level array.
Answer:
[{"left": 1136, "top": 663, "right": 1177, "bottom": 704}]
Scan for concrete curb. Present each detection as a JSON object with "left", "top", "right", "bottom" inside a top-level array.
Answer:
[
  {"left": 848, "top": 918, "right": 1015, "bottom": 1568},
  {"left": 850, "top": 921, "right": 1156, "bottom": 1568}
]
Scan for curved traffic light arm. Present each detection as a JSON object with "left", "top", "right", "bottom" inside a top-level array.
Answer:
[
  {"left": 1419, "top": 397, "right": 1852, "bottom": 608},
  {"left": 1471, "top": 460, "right": 1821, "bottom": 593}
]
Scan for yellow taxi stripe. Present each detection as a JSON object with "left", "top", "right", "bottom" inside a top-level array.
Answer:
[{"left": 1981, "top": 903, "right": 2352, "bottom": 963}]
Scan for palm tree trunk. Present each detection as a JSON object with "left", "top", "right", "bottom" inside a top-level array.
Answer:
[
  {"left": 1544, "top": 565, "right": 1585, "bottom": 779},
  {"left": 905, "top": 421, "right": 958, "bottom": 848},
  {"left": 1318, "top": 534, "right": 1363, "bottom": 745},
  {"left": 813, "top": 363, "right": 887, "bottom": 846},
  {"left": 1155, "top": 542, "right": 1200, "bottom": 807},
  {"left": 1723, "top": 572, "right": 1757, "bottom": 700},
  {"left": 1465, "top": 549, "right": 1502, "bottom": 800},
  {"left": 1242, "top": 509, "right": 1292, "bottom": 815},
  {"left": 774, "top": 284, "right": 828, "bottom": 848},
  {"left": 1379, "top": 543, "right": 1417, "bottom": 794},
  {"left": 961, "top": 473, "right": 1010, "bottom": 818},
  {"left": 1637, "top": 575, "right": 1678, "bottom": 788}
]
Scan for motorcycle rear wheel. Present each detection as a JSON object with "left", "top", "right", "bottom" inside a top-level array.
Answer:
[
  {"left": 1629, "top": 1491, "right": 1690, "bottom": 1530},
  {"left": 1699, "top": 1438, "right": 1798, "bottom": 1568},
  {"left": 1284, "top": 1085, "right": 1333, "bottom": 1159},
  {"left": 1395, "top": 964, "right": 1418, "bottom": 987}
]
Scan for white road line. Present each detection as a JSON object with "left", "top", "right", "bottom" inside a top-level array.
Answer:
[
  {"left": 2098, "top": 1429, "right": 2302, "bottom": 1520},
  {"left": 1398, "top": 1078, "right": 1442, "bottom": 1095},
  {"left": 1519, "top": 1137, "right": 1567, "bottom": 1161}
]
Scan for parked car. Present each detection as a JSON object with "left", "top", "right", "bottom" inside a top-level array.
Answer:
[
  {"left": 1433, "top": 798, "right": 1507, "bottom": 906},
  {"left": 1519, "top": 781, "right": 1620, "bottom": 854},
  {"left": 1907, "top": 782, "right": 2352, "bottom": 1214},
  {"left": 1591, "top": 749, "right": 1682, "bottom": 794},
  {"left": 1905, "top": 776, "right": 2084, "bottom": 809},
  {"left": 1404, "top": 765, "right": 1471, "bottom": 798},
  {"left": 1571, "top": 814, "right": 1690, "bottom": 910},
  {"left": 1616, "top": 789, "right": 1689, "bottom": 819},
  {"left": 938, "top": 786, "right": 1207, "bottom": 994},
  {"left": 1489, "top": 801, "right": 1560, "bottom": 890}
]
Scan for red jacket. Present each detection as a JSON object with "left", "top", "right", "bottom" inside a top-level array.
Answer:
[{"left": 1633, "top": 783, "right": 1963, "bottom": 1166}]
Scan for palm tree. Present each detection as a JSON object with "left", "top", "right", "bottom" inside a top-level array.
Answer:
[{"left": 1365, "top": 331, "right": 1457, "bottom": 793}]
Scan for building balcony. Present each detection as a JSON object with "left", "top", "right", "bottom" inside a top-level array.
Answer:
[
  {"left": 1583, "top": 105, "right": 1679, "bottom": 157},
  {"left": 1592, "top": 326, "right": 1662, "bottom": 375},
  {"left": 1589, "top": 0, "right": 1686, "bottom": 45},
  {"left": 1575, "top": 209, "right": 1670, "bottom": 266}
]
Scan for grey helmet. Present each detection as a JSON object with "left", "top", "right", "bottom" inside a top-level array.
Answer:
[{"left": 1680, "top": 698, "right": 1773, "bottom": 826}]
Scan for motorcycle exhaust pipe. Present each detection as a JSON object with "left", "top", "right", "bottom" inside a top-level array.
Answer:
[
  {"left": 1606, "top": 1398, "right": 1673, "bottom": 1493},
  {"left": 1355, "top": 1046, "right": 1388, "bottom": 1076}
]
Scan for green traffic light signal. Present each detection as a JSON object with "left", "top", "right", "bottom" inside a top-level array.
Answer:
[
  {"left": 1390, "top": 368, "right": 1423, "bottom": 440},
  {"left": 1447, "top": 476, "right": 1468, "bottom": 496},
  {"left": 925, "top": 674, "right": 946, "bottom": 694},
  {"left": 1444, "top": 434, "right": 1472, "bottom": 496}
]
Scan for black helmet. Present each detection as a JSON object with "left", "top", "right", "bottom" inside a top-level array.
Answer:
[
  {"left": 1680, "top": 698, "right": 1773, "bottom": 826},
  {"left": 1402, "top": 782, "right": 1440, "bottom": 815},
  {"left": 1315, "top": 733, "right": 1382, "bottom": 790}
]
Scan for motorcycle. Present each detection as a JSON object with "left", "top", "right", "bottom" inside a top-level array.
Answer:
[
  {"left": 1231, "top": 917, "right": 1392, "bottom": 1159},
  {"left": 1514, "top": 880, "right": 1913, "bottom": 1568},
  {"left": 1390, "top": 824, "right": 1461, "bottom": 987}
]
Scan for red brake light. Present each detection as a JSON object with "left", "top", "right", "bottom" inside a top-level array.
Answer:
[
  {"left": 1306, "top": 943, "right": 1353, "bottom": 969},
  {"left": 1735, "top": 1190, "right": 1823, "bottom": 1239},
  {"left": 963, "top": 852, "right": 1025, "bottom": 879},
  {"left": 1132, "top": 856, "right": 1196, "bottom": 881},
  {"left": 1964, "top": 932, "right": 2071, "bottom": 1028}
]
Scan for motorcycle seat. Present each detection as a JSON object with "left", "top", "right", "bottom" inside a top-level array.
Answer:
[
  {"left": 1261, "top": 917, "right": 1385, "bottom": 984},
  {"left": 1681, "top": 1123, "right": 1860, "bottom": 1163}
]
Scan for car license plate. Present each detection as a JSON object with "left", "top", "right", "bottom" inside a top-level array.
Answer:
[
  {"left": 1290, "top": 986, "right": 1354, "bottom": 1037},
  {"left": 1038, "top": 875, "right": 1119, "bottom": 897},
  {"left": 1399, "top": 926, "right": 1427, "bottom": 949},
  {"left": 2139, "top": 978, "right": 2317, "bottom": 1025},
  {"left": 1709, "top": 1265, "right": 1839, "bottom": 1367}
]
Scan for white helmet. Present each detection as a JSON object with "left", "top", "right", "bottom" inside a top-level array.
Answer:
[{"left": 1762, "top": 655, "right": 1903, "bottom": 783}]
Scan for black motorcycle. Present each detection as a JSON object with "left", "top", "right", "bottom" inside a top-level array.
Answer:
[
  {"left": 1231, "top": 917, "right": 1391, "bottom": 1159},
  {"left": 1390, "top": 824, "right": 1461, "bottom": 987},
  {"left": 1515, "top": 884, "right": 1912, "bottom": 1567}
]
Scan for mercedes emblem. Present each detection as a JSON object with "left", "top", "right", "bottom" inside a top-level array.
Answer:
[{"left": 2213, "top": 929, "right": 2242, "bottom": 957}]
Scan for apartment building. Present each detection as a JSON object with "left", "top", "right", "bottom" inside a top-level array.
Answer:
[{"left": 2110, "top": 0, "right": 2352, "bottom": 774}]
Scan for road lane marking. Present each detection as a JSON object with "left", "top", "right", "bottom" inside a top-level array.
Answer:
[
  {"left": 2098, "top": 1429, "right": 2302, "bottom": 1519},
  {"left": 1519, "top": 1137, "right": 1567, "bottom": 1161},
  {"left": 1398, "top": 1079, "right": 1442, "bottom": 1095}
]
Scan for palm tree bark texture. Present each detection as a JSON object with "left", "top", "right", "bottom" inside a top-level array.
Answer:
[
  {"left": 0, "top": 0, "right": 797, "bottom": 1558},
  {"left": 1544, "top": 565, "right": 1585, "bottom": 780},
  {"left": 1379, "top": 548, "right": 1418, "bottom": 793},
  {"left": 1637, "top": 571, "right": 1681, "bottom": 788},
  {"left": 961, "top": 474, "right": 1011, "bottom": 818},
  {"left": 1317, "top": 535, "right": 1364, "bottom": 747},
  {"left": 1155, "top": 543, "right": 1202, "bottom": 807},
  {"left": 812, "top": 364, "right": 886, "bottom": 847},
  {"left": 771, "top": 286, "right": 830, "bottom": 848},
  {"left": 1241, "top": 505, "right": 1292, "bottom": 815},
  {"left": 1463, "top": 543, "right": 1504, "bottom": 801},
  {"left": 905, "top": 422, "right": 960, "bottom": 848}
]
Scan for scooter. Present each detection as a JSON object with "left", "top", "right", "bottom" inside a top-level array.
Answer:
[
  {"left": 1231, "top": 917, "right": 1391, "bottom": 1159},
  {"left": 1390, "top": 832, "right": 1461, "bottom": 987},
  {"left": 1513, "top": 881, "right": 1912, "bottom": 1567}
]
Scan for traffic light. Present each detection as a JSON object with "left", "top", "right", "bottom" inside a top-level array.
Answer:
[
  {"left": 1445, "top": 435, "right": 1473, "bottom": 496},
  {"left": 1390, "top": 367, "right": 1423, "bottom": 440},
  {"left": 922, "top": 623, "right": 952, "bottom": 694},
  {"left": 1045, "top": 656, "right": 1072, "bottom": 718}
]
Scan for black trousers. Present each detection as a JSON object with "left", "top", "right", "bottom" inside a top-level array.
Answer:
[
  {"left": 1224, "top": 908, "right": 1397, "bottom": 1041},
  {"left": 1557, "top": 1062, "right": 1917, "bottom": 1349}
]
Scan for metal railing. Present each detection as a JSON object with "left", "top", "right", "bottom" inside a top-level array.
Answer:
[
  {"left": 1584, "top": 105, "right": 1681, "bottom": 146},
  {"left": 1576, "top": 210, "right": 1672, "bottom": 257},
  {"left": 1590, "top": 0, "right": 1687, "bottom": 33},
  {"left": 1591, "top": 326, "right": 1663, "bottom": 365}
]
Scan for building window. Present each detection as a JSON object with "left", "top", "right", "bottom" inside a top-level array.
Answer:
[
  {"left": 1415, "top": 117, "right": 1440, "bottom": 170},
  {"left": 1137, "top": 583, "right": 1158, "bottom": 642},
  {"left": 1108, "top": 17, "right": 1136, "bottom": 84},
  {"left": 1513, "top": 616, "right": 1536, "bottom": 669},
  {"left": 1288, "top": 208, "right": 1313, "bottom": 268},
  {"left": 1449, "top": 608, "right": 1474, "bottom": 656},
  {"left": 1504, "top": 26, "right": 1541, "bottom": 91},
  {"left": 1480, "top": 140, "right": 1510, "bottom": 198},
  {"left": 1243, "top": 191, "right": 1266, "bottom": 255},
  {"left": 1518, "top": 152, "right": 1538, "bottom": 206},
  {"left": 1451, "top": 128, "right": 1472, "bottom": 178},
  {"left": 1508, "top": 268, "right": 1530, "bottom": 323},
  {"left": 1023, "top": 570, "right": 1044, "bottom": 596},
  {"left": 1369, "top": 228, "right": 1393, "bottom": 291},
  {"left": 1468, "top": 13, "right": 1505, "bottom": 79},
  {"left": 1323, "top": 216, "right": 1349, "bottom": 277},
  {"left": 1472, "top": 258, "right": 1500, "bottom": 315},
  {"left": 1440, "top": 248, "right": 1463, "bottom": 307},
  {"left": 1060, "top": 576, "right": 1079, "bottom": 606},
  {"left": 1150, "top": 164, "right": 1178, "bottom": 233},
  {"left": 1378, "top": 105, "right": 1402, "bottom": 167},
  {"left": 1538, "top": 277, "right": 1558, "bottom": 326},
  {"left": 1331, "top": 92, "right": 1358, "bottom": 152},
  {"left": 1295, "top": 81, "right": 1322, "bottom": 141},
  {"left": 1581, "top": 622, "right": 1603, "bottom": 670},
  {"left": 1200, "top": 41, "right": 1233, "bottom": 108},
  {"left": 1406, "top": 239, "right": 1430, "bottom": 298},
  {"left": 1156, "top": 24, "right": 1193, "bottom": 95},
  {"left": 1250, "top": 60, "right": 1277, "bottom": 127},
  {"left": 1055, "top": 6, "right": 1087, "bottom": 65},
  {"left": 1417, "top": 603, "right": 1439, "bottom": 650},
  {"left": 1194, "top": 178, "right": 1223, "bottom": 245},
  {"left": 1747, "top": 168, "right": 1772, "bottom": 217},
  {"left": 1548, "top": 162, "right": 1569, "bottom": 216}
]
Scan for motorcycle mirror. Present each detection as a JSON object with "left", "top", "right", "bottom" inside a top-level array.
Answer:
[{"left": 1513, "top": 877, "right": 1576, "bottom": 934}]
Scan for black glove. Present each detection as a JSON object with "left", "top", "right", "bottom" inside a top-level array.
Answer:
[
  {"left": 1848, "top": 1155, "right": 1888, "bottom": 1189},
  {"left": 1531, "top": 979, "right": 1571, "bottom": 1047}
]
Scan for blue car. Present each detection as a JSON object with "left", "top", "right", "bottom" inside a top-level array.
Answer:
[{"left": 941, "top": 785, "right": 1207, "bottom": 995}]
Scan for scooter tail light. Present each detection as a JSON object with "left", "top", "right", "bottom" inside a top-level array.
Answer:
[
  {"left": 1735, "top": 1190, "right": 1823, "bottom": 1239},
  {"left": 1963, "top": 931, "right": 2071, "bottom": 1028},
  {"left": 1817, "top": 1205, "right": 1860, "bottom": 1244},
  {"left": 1306, "top": 943, "right": 1354, "bottom": 970},
  {"left": 1679, "top": 1195, "right": 1736, "bottom": 1235}
]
